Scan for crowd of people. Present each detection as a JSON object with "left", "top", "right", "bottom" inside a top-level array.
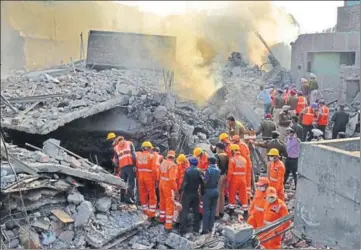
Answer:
[{"left": 106, "top": 115, "right": 293, "bottom": 249}]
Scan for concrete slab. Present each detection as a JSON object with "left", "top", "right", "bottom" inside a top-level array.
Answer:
[{"left": 295, "top": 139, "right": 360, "bottom": 248}]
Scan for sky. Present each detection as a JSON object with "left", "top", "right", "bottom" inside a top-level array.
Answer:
[{"left": 119, "top": 1, "right": 344, "bottom": 34}]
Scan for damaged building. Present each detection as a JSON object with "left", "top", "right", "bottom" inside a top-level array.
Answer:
[{"left": 290, "top": 0, "right": 360, "bottom": 102}]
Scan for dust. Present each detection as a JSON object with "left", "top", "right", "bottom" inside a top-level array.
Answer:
[{"left": 1, "top": 1, "right": 299, "bottom": 105}]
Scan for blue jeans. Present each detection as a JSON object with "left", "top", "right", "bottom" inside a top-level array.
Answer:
[
  {"left": 264, "top": 103, "right": 272, "bottom": 115},
  {"left": 202, "top": 188, "right": 219, "bottom": 233}
]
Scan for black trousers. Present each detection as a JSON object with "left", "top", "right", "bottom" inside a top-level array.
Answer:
[
  {"left": 317, "top": 125, "right": 326, "bottom": 139},
  {"left": 302, "top": 125, "right": 313, "bottom": 141},
  {"left": 120, "top": 165, "right": 135, "bottom": 201},
  {"left": 332, "top": 126, "right": 346, "bottom": 139},
  {"left": 284, "top": 157, "right": 298, "bottom": 186},
  {"left": 179, "top": 193, "right": 201, "bottom": 234}
]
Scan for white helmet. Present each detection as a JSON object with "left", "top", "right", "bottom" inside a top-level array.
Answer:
[{"left": 309, "top": 73, "right": 316, "bottom": 78}]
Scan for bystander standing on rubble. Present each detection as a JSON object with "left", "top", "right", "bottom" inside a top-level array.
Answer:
[
  {"left": 273, "top": 89, "right": 285, "bottom": 125},
  {"left": 255, "top": 85, "right": 272, "bottom": 115},
  {"left": 331, "top": 104, "right": 350, "bottom": 139},
  {"left": 316, "top": 99, "right": 329, "bottom": 139},
  {"left": 308, "top": 73, "right": 320, "bottom": 104},
  {"left": 215, "top": 143, "right": 229, "bottom": 219},
  {"left": 278, "top": 105, "right": 292, "bottom": 142},
  {"left": 256, "top": 113, "right": 277, "bottom": 140},
  {"left": 201, "top": 156, "right": 220, "bottom": 235},
  {"left": 284, "top": 128, "right": 300, "bottom": 190},
  {"left": 287, "top": 90, "right": 298, "bottom": 117}
]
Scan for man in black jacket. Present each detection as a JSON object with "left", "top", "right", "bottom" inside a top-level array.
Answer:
[
  {"left": 331, "top": 105, "right": 350, "bottom": 139},
  {"left": 179, "top": 157, "right": 204, "bottom": 236},
  {"left": 214, "top": 143, "right": 229, "bottom": 219}
]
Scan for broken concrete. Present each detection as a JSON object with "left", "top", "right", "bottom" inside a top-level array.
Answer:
[
  {"left": 96, "top": 197, "right": 112, "bottom": 212},
  {"left": 74, "top": 201, "right": 93, "bottom": 227},
  {"left": 295, "top": 138, "right": 360, "bottom": 249}
]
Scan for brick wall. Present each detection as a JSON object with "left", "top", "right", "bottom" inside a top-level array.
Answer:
[{"left": 337, "top": 4, "right": 360, "bottom": 32}]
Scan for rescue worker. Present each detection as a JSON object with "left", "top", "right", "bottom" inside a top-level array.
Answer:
[
  {"left": 295, "top": 91, "right": 307, "bottom": 116},
  {"left": 253, "top": 131, "right": 288, "bottom": 158},
  {"left": 273, "top": 89, "right": 285, "bottom": 126},
  {"left": 201, "top": 156, "right": 221, "bottom": 235},
  {"left": 287, "top": 90, "right": 298, "bottom": 117},
  {"left": 256, "top": 113, "right": 277, "bottom": 140},
  {"left": 311, "top": 128, "right": 324, "bottom": 141},
  {"left": 278, "top": 105, "right": 292, "bottom": 142},
  {"left": 267, "top": 148, "right": 285, "bottom": 201},
  {"left": 106, "top": 132, "right": 119, "bottom": 172},
  {"left": 300, "top": 78, "right": 310, "bottom": 103},
  {"left": 176, "top": 154, "right": 190, "bottom": 190},
  {"left": 152, "top": 146, "right": 163, "bottom": 207},
  {"left": 218, "top": 133, "right": 232, "bottom": 156},
  {"left": 317, "top": 99, "right": 329, "bottom": 139},
  {"left": 260, "top": 187, "right": 290, "bottom": 249},
  {"left": 215, "top": 143, "right": 229, "bottom": 219},
  {"left": 232, "top": 135, "right": 252, "bottom": 200},
  {"left": 159, "top": 150, "right": 178, "bottom": 232},
  {"left": 135, "top": 141, "right": 157, "bottom": 220},
  {"left": 247, "top": 177, "right": 269, "bottom": 229},
  {"left": 226, "top": 116, "right": 248, "bottom": 140},
  {"left": 179, "top": 157, "right": 204, "bottom": 236},
  {"left": 193, "top": 147, "right": 209, "bottom": 171},
  {"left": 227, "top": 144, "right": 249, "bottom": 218},
  {"left": 284, "top": 128, "right": 300, "bottom": 189},
  {"left": 114, "top": 136, "right": 136, "bottom": 204},
  {"left": 331, "top": 104, "right": 350, "bottom": 139},
  {"left": 299, "top": 102, "right": 319, "bottom": 141}
]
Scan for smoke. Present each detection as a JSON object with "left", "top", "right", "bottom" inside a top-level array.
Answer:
[{"left": 2, "top": 1, "right": 299, "bottom": 105}]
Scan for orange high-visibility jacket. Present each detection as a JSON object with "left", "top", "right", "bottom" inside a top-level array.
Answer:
[
  {"left": 135, "top": 151, "right": 157, "bottom": 180},
  {"left": 283, "top": 91, "right": 290, "bottom": 104},
  {"left": 247, "top": 190, "right": 267, "bottom": 229},
  {"left": 115, "top": 140, "right": 134, "bottom": 170},
  {"left": 159, "top": 159, "right": 178, "bottom": 191},
  {"left": 197, "top": 152, "right": 209, "bottom": 171},
  {"left": 301, "top": 107, "right": 315, "bottom": 126},
  {"left": 268, "top": 160, "right": 285, "bottom": 193},
  {"left": 153, "top": 152, "right": 163, "bottom": 181},
  {"left": 176, "top": 160, "right": 190, "bottom": 190},
  {"left": 227, "top": 153, "right": 247, "bottom": 183},
  {"left": 296, "top": 96, "right": 307, "bottom": 114},
  {"left": 237, "top": 141, "right": 252, "bottom": 191},
  {"left": 318, "top": 105, "right": 329, "bottom": 126}
]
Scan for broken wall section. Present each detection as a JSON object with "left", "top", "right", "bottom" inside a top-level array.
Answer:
[{"left": 294, "top": 138, "right": 360, "bottom": 249}]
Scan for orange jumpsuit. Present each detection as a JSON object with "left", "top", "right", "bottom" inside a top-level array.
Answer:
[
  {"left": 153, "top": 152, "right": 163, "bottom": 181},
  {"left": 159, "top": 159, "right": 178, "bottom": 229},
  {"left": 114, "top": 140, "right": 134, "bottom": 175},
  {"left": 260, "top": 199, "right": 290, "bottom": 249},
  {"left": 247, "top": 189, "right": 266, "bottom": 229},
  {"left": 235, "top": 140, "right": 252, "bottom": 199},
  {"left": 197, "top": 152, "right": 209, "bottom": 171},
  {"left": 135, "top": 151, "right": 157, "bottom": 218},
  {"left": 176, "top": 160, "right": 190, "bottom": 190},
  {"left": 268, "top": 160, "right": 285, "bottom": 201},
  {"left": 227, "top": 152, "right": 248, "bottom": 211}
]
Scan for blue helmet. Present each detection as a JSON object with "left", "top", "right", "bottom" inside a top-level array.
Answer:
[
  {"left": 188, "top": 156, "right": 199, "bottom": 166},
  {"left": 311, "top": 103, "right": 319, "bottom": 109}
]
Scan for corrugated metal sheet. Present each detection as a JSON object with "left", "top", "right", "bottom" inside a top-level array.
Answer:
[{"left": 86, "top": 30, "right": 176, "bottom": 71}]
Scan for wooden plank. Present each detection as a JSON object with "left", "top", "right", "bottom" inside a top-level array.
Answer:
[{"left": 51, "top": 209, "right": 74, "bottom": 223}]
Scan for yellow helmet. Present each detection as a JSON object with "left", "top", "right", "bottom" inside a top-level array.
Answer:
[
  {"left": 267, "top": 148, "right": 280, "bottom": 156},
  {"left": 193, "top": 147, "right": 203, "bottom": 157},
  {"left": 230, "top": 144, "right": 240, "bottom": 151},
  {"left": 107, "top": 132, "right": 116, "bottom": 140},
  {"left": 176, "top": 154, "right": 187, "bottom": 164},
  {"left": 141, "top": 141, "right": 153, "bottom": 148},
  {"left": 219, "top": 133, "right": 229, "bottom": 141}
]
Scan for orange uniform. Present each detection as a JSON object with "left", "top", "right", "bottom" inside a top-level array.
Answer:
[
  {"left": 114, "top": 140, "right": 134, "bottom": 175},
  {"left": 301, "top": 107, "right": 316, "bottom": 126},
  {"left": 295, "top": 96, "right": 307, "bottom": 115},
  {"left": 227, "top": 152, "right": 248, "bottom": 211},
  {"left": 268, "top": 160, "right": 285, "bottom": 201},
  {"left": 135, "top": 151, "right": 157, "bottom": 218},
  {"left": 235, "top": 139, "right": 252, "bottom": 199},
  {"left": 318, "top": 105, "right": 329, "bottom": 126},
  {"left": 176, "top": 160, "right": 190, "bottom": 190},
  {"left": 283, "top": 91, "right": 290, "bottom": 104},
  {"left": 159, "top": 157, "right": 178, "bottom": 230},
  {"left": 247, "top": 189, "right": 266, "bottom": 229},
  {"left": 260, "top": 198, "right": 290, "bottom": 249},
  {"left": 197, "top": 152, "right": 209, "bottom": 171},
  {"left": 153, "top": 152, "right": 163, "bottom": 181}
]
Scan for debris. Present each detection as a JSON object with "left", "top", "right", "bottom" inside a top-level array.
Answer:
[
  {"left": 58, "top": 230, "right": 75, "bottom": 243},
  {"left": 42, "top": 231, "right": 57, "bottom": 245},
  {"left": 74, "top": 201, "right": 93, "bottom": 227},
  {"left": 96, "top": 197, "right": 112, "bottom": 213},
  {"left": 19, "top": 226, "right": 41, "bottom": 249},
  {"left": 67, "top": 192, "right": 85, "bottom": 205},
  {"left": 51, "top": 209, "right": 74, "bottom": 223}
]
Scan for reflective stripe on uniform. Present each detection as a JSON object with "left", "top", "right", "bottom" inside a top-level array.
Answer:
[
  {"left": 160, "top": 177, "right": 169, "bottom": 181},
  {"left": 166, "top": 215, "right": 173, "bottom": 219},
  {"left": 254, "top": 205, "right": 264, "bottom": 212},
  {"left": 233, "top": 172, "right": 246, "bottom": 175},
  {"left": 149, "top": 205, "right": 156, "bottom": 209},
  {"left": 148, "top": 209, "right": 156, "bottom": 212},
  {"left": 166, "top": 220, "right": 173, "bottom": 223},
  {"left": 138, "top": 169, "right": 152, "bottom": 172},
  {"left": 270, "top": 177, "right": 278, "bottom": 182},
  {"left": 264, "top": 220, "right": 272, "bottom": 225}
]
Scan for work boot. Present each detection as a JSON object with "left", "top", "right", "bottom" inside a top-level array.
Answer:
[
  {"left": 201, "top": 230, "right": 209, "bottom": 235},
  {"left": 228, "top": 209, "right": 235, "bottom": 218},
  {"left": 148, "top": 217, "right": 156, "bottom": 223},
  {"left": 243, "top": 211, "right": 249, "bottom": 220},
  {"left": 165, "top": 228, "right": 172, "bottom": 234}
]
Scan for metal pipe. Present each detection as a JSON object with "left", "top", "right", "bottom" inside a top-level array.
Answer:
[
  {"left": 25, "top": 143, "right": 42, "bottom": 151},
  {"left": 259, "top": 226, "right": 294, "bottom": 244},
  {"left": 255, "top": 214, "right": 294, "bottom": 236}
]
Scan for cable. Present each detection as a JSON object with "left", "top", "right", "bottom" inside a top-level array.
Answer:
[{"left": 1, "top": 132, "right": 31, "bottom": 248}]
